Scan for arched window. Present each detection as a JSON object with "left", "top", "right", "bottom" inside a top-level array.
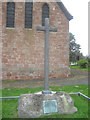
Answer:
[
  {"left": 25, "top": 2, "right": 33, "bottom": 28},
  {"left": 42, "top": 3, "right": 49, "bottom": 26},
  {"left": 6, "top": 2, "right": 15, "bottom": 28}
]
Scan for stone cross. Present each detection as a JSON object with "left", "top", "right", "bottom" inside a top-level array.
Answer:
[{"left": 36, "top": 18, "right": 57, "bottom": 94}]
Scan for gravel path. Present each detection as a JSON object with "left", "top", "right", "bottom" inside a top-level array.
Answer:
[{"left": 2, "top": 69, "right": 88, "bottom": 89}]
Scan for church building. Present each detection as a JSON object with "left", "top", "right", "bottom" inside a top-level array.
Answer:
[{"left": 2, "top": 1, "right": 73, "bottom": 80}]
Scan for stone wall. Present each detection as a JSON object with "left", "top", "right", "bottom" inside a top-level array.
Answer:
[
  {"left": 0, "top": 1, "right": 2, "bottom": 81},
  {"left": 2, "top": 2, "right": 70, "bottom": 80}
]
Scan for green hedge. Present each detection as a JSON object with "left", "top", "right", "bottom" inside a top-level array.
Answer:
[{"left": 77, "top": 59, "right": 88, "bottom": 68}]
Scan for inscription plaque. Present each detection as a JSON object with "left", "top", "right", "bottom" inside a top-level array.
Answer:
[{"left": 43, "top": 100, "right": 57, "bottom": 114}]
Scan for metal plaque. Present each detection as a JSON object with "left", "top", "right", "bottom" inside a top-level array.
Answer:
[{"left": 43, "top": 100, "right": 57, "bottom": 114}]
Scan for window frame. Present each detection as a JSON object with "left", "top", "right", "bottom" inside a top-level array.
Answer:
[
  {"left": 42, "top": 3, "right": 49, "bottom": 26},
  {"left": 6, "top": 2, "right": 15, "bottom": 28},
  {"left": 25, "top": 2, "right": 33, "bottom": 29}
]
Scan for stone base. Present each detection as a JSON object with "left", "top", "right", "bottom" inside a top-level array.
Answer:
[{"left": 18, "top": 91, "right": 77, "bottom": 118}]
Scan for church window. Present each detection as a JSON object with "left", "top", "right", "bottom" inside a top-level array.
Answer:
[
  {"left": 42, "top": 3, "right": 49, "bottom": 26},
  {"left": 25, "top": 2, "right": 33, "bottom": 28},
  {"left": 6, "top": 2, "right": 15, "bottom": 28}
]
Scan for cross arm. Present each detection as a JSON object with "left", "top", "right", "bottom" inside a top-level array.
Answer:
[
  {"left": 36, "top": 26, "right": 45, "bottom": 31},
  {"left": 49, "top": 27, "right": 57, "bottom": 32}
]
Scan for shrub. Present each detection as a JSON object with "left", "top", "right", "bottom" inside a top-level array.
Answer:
[{"left": 77, "top": 59, "right": 88, "bottom": 68}]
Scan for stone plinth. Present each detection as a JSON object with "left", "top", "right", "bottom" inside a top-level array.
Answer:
[{"left": 18, "top": 91, "right": 77, "bottom": 118}]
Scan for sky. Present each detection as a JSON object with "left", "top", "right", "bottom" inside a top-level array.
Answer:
[{"left": 62, "top": 0, "right": 88, "bottom": 56}]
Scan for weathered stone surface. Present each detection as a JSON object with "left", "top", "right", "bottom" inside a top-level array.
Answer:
[{"left": 18, "top": 91, "right": 77, "bottom": 118}]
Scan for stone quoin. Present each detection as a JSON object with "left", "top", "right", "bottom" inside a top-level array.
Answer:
[{"left": 1, "top": 1, "right": 73, "bottom": 80}]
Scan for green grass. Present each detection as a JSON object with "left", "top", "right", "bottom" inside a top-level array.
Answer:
[
  {"left": 70, "top": 65, "right": 90, "bottom": 71},
  {"left": 1, "top": 85, "right": 89, "bottom": 118}
]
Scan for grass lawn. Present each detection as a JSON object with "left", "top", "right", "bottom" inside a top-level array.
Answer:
[
  {"left": 70, "top": 65, "right": 90, "bottom": 71},
  {"left": 0, "top": 85, "right": 89, "bottom": 119}
]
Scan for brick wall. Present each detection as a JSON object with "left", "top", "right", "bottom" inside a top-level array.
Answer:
[
  {"left": 2, "top": 2, "right": 70, "bottom": 80},
  {"left": 0, "top": 1, "right": 2, "bottom": 81}
]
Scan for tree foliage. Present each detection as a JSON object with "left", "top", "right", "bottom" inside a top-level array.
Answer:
[
  {"left": 77, "top": 59, "right": 88, "bottom": 68},
  {"left": 69, "top": 33, "right": 83, "bottom": 62}
]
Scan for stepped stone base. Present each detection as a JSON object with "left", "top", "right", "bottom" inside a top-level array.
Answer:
[{"left": 18, "top": 91, "right": 77, "bottom": 118}]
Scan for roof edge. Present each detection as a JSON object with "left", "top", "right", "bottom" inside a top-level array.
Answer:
[{"left": 57, "top": 2, "right": 73, "bottom": 21}]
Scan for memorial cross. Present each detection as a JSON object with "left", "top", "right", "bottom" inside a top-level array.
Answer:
[{"left": 36, "top": 18, "right": 57, "bottom": 94}]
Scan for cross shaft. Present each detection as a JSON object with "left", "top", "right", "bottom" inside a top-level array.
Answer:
[{"left": 36, "top": 18, "right": 57, "bottom": 94}]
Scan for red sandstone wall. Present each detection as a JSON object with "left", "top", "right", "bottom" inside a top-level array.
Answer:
[
  {"left": 2, "top": 2, "right": 70, "bottom": 80},
  {"left": 0, "top": 1, "right": 2, "bottom": 81}
]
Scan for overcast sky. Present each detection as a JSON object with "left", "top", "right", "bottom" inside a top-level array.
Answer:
[{"left": 62, "top": 0, "right": 88, "bottom": 56}]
